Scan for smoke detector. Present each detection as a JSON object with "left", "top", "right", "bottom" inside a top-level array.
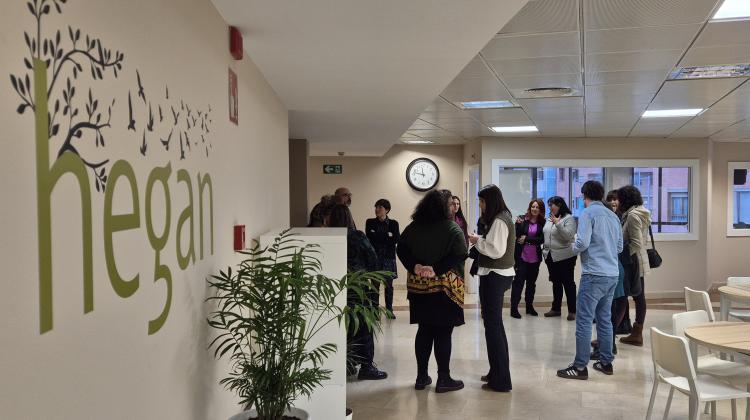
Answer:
[{"left": 511, "top": 87, "right": 580, "bottom": 99}]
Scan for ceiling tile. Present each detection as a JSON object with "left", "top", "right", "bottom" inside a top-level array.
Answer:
[
  {"left": 498, "top": 0, "right": 579, "bottom": 35},
  {"left": 463, "top": 108, "right": 531, "bottom": 124},
  {"left": 440, "top": 78, "right": 513, "bottom": 103},
  {"left": 586, "top": 127, "right": 632, "bottom": 137},
  {"left": 453, "top": 58, "right": 494, "bottom": 80},
  {"left": 586, "top": 49, "right": 683, "bottom": 72},
  {"left": 650, "top": 78, "right": 747, "bottom": 110},
  {"left": 670, "top": 120, "right": 731, "bottom": 137},
  {"left": 692, "top": 20, "right": 750, "bottom": 47},
  {"left": 409, "top": 119, "right": 439, "bottom": 130},
  {"left": 630, "top": 119, "right": 689, "bottom": 137},
  {"left": 406, "top": 129, "right": 464, "bottom": 138},
  {"left": 585, "top": 24, "right": 700, "bottom": 54},
  {"left": 584, "top": 0, "right": 718, "bottom": 30},
  {"left": 585, "top": 69, "right": 668, "bottom": 86},
  {"left": 488, "top": 55, "right": 581, "bottom": 76},
  {"left": 502, "top": 73, "right": 583, "bottom": 91},
  {"left": 679, "top": 45, "right": 750, "bottom": 67},
  {"left": 483, "top": 32, "right": 580, "bottom": 60}
]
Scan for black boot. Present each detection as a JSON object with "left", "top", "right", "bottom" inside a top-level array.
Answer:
[
  {"left": 510, "top": 306, "right": 522, "bottom": 319},
  {"left": 435, "top": 376, "right": 464, "bottom": 393}
]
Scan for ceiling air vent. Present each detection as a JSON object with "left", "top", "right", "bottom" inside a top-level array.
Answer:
[{"left": 510, "top": 87, "right": 581, "bottom": 99}]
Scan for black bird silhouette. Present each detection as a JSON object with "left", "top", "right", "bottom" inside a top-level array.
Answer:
[
  {"left": 147, "top": 102, "right": 154, "bottom": 132},
  {"left": 171, "top": 106, "right": 179, "bottom": 125},
  {"left": 179, "top": 132, "right": 185, "bottom": 160},
  {"left": 180, "top": 100, "right": 185, "bottom": 111},
  {"left": 127, "top": 92, "right": 135, "bottom": 131},
  {"left": 191, "top": 116, "right": 197, "bottom": 127},
  {"left": 140, "top": 130, "right": 147, "bottom": 156},
  {"left": 158, "top": 105, "right": 163, "bottom": 122},
  {"left": 186, "top": 118, "right": 192, "bottom": 130},
  {"left": 186, "top": 104, "right": 192, "bottom": 117},
  {"left": 205, "top": 146, "right": 209, "bottom": 157},
  {"left": 160, "top": 129, "right": 172, "bottom": 151},
  {"left": 165, "top": 85, "right": 169, "bottom": 100},
  {"left": 185, "top": 133, "right": 191, "bottom": 151},
  {"left": 208, "top": 104, "right": 212, "bottom": 112},
  {"left": 201, "top": 135, "right": 205, "bottom": 143},
  {"left": 136, "top": 70, "right": 146, "bottom": 103},
  {"left": 197, "top": 110, "right": 203, "bottom": 118}
]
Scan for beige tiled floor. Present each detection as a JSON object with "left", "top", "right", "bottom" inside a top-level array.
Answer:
[{"left": 347, "top": 306, "right": 748, "bottom": 420}]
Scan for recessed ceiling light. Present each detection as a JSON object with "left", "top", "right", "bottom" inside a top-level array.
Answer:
[
  {"left": 490, "top": 126, "right": 538, "bottom": 133},
  {"left": 669, "top": 64, "right": 750, "bottom": 80},
  {"left": 713, "top": 0, "right": 750, "bottom": 20},
  {"left": 402, "top": 139, "right": 435, "bottom": 144},
  {"left": 642, "top": 109, "right": 703, "bottom": 118},
  {"left": 458, "top": 100, "right": 517, "bottom": 109}
]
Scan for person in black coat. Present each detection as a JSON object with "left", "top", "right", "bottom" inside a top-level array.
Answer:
[
  {"left": 365, "top": 199, "right": 400, "bottom": 318},
  {"left": 510, "top": 199, "right": 546, "bottom": 319}
]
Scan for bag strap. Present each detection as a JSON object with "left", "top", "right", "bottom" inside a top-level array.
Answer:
[{"left": 648, "top": 225, "right": 656, "bottom": 250}]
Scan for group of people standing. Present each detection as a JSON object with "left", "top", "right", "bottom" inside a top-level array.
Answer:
[{"left": 307, "top": 179, "right": 654, "bottom": 391}]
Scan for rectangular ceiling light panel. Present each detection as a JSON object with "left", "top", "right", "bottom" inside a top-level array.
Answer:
[
  {"left": 402, "top": 139, "right": 435, "bottom": 144},
  {"left": 713, "top": 0, "right": 750, "bottom": 21},
  {"left": 642, "top": 109, "right": 703, "bottom": 118},
  {"left": 490, "top": 125, "right": 539, "bottom": 132},
  {"left": 669, "top": 64, "right": 750, "bottom": 79},
  {"left": 458, "top": 100, "right": 517, "bottom": 109}
]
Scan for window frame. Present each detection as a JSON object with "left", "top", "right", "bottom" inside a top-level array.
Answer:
[
  {"left": 727, "top": 162, "right": 750, "bottom": 237},
  {"left": 491, "top": 158, "right": 700, "bottom": 241}
]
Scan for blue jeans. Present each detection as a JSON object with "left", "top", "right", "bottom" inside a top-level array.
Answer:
[{"left": 574, "top": 274, "right": 618, "bottom": 368}]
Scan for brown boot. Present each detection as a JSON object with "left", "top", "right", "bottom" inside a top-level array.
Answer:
[{"left": 619, "top": 322, "right": 643, "bottom": 347}]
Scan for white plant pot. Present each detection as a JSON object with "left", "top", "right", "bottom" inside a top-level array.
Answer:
[{"left": 228, "top": 408, "right": 310, "bottom": 420}]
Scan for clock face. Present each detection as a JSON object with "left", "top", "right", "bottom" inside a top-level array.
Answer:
[{"left": 406, "top": 158, "right": 440, "bottom": 191}]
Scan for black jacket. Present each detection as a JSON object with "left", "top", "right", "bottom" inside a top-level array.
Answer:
[
  {"left": 514, "top": 217, "right": 545, "bottom": 264},
  {"left": 365, "top": 217, "right": 400, "bottom": 259}
]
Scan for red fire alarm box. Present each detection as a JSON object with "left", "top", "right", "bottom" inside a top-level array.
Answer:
[
  {"left": 229, "top": 26, "right": 243, "bottom": 60},
  {"left": 234, "top": 225, "right": 246, "bottom": 251}
]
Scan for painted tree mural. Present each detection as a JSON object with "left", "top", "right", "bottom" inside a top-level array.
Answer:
[{"left": 10, "top": 0, "right": 124, "bottom": 192}]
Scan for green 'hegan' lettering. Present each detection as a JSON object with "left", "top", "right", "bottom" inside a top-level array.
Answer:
[
  {"left": 35, "top": 59, "right": 94, "bottom": 334},
  {"left": 197, "top": 172, "right": 214, "bottom": 259},
  {"left": 146, "top": 163, "right": 172, "bottom": 335},
  {"left": 103, "top": 160, "right": 140, "bottom": 297},
  {"left": 176, "top": 169, "right": 195, "bottom": 269}
]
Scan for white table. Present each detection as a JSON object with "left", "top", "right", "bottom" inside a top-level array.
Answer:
[{"left": 719, "top": 285, "right": 750, "bottom": 321}]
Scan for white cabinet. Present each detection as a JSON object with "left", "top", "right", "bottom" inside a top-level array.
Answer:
[{"left": 259, "top": 228, "right": 348, "bottom": 420}]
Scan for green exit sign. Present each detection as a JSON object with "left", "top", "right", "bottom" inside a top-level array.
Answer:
[{"left": 323, "top": 164, "right": 342, "bottom": 174}]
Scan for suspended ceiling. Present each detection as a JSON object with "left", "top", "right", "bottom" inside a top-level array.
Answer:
[{"left": 406, "top": 0, "right": 750, "bottom": 144}]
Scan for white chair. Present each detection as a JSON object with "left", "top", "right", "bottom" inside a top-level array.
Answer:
[
  {"left": 646, "top": 327, "right": 750, "bottom": 420},
  {"left": 685, "top": 287, "right": 716, "bottom": 322},
  {"left": 673, "top": 310, "right": 750, "bottom": 418},
  {"left": 727, "top": 277, "right": 750, "bottom": 322}
]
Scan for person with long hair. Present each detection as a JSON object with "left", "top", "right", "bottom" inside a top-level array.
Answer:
[
  {"left": 450, "top": 196, "right": 469, "bottom": 245},
  {"left": 397, "top": 190, "right": 468, "bottom": 393},
  {"left": 365, "top": 199, "right": 400, "bottom": 318},
  {"left": 617, "top": 185, "right": 652, "bottom": 347},
  {"left": 542, "top": 196, "right": 578, "bottom": 320},
  {"left": 307, "top": 194, "right": 336, "bottom": 227},
  {"left": 510, "top": 199, "right": 545, "bottom": 318},
  {"left": 468, "top": 185, "right": 515, "bottom": 392},
  {"left": 328, "top": 204, "right": 388, "bottom": 380},
  {"left": 591, "top": 190, "right": 627, "bottom": 359}
]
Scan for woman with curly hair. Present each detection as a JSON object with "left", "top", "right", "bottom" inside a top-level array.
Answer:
[{"left": 397, "top": 189, "right": 468, "bottom": 393}]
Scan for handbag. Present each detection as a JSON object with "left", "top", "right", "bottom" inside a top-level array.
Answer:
[{"left": 647, "top": 226, "right": 662, "bottom": 269}]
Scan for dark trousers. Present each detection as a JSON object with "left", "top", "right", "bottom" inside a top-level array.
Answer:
[
  {"left": 479, "top": 272, "right": 513, "bottom": 391},
  {"left": 547, "top": 255, "right": 577, "bottom": 314},
  {"left": 381, "top": 277, "right": 394, "bottom": 311},
  {"left": 348, "top": 314, "right": 374, "bottom": 368},
  {"left": 632, "top": 277, "right": 646, "bottom": 324},
  {"left": 415, "top": 324, "right": 454, "bottom": 379},
  {"left": 612, "top": 296, "right": 628, "bottom": 331},
  {"left": 511, "top": 260, "right": 540, "bottom": 309}
]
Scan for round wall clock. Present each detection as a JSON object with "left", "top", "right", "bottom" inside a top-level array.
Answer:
[{"left": 406, "top": 158, "right": 440, "bottom": 192}]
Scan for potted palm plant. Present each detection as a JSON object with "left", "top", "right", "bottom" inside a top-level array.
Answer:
[{"left": 207, "top": 230, "right": 387, "bottom": 420}]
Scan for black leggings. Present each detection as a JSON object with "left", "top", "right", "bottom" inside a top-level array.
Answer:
[
  {"left": 611, "top": 296, "right": 628, "bottom": 332},
  {"left": 415, "top": 324, "right": 454, "bottom": 379}
]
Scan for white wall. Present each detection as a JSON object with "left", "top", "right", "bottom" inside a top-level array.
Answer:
[{"left": 0, "top": 0, "right": 289, "bottom": 418}]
